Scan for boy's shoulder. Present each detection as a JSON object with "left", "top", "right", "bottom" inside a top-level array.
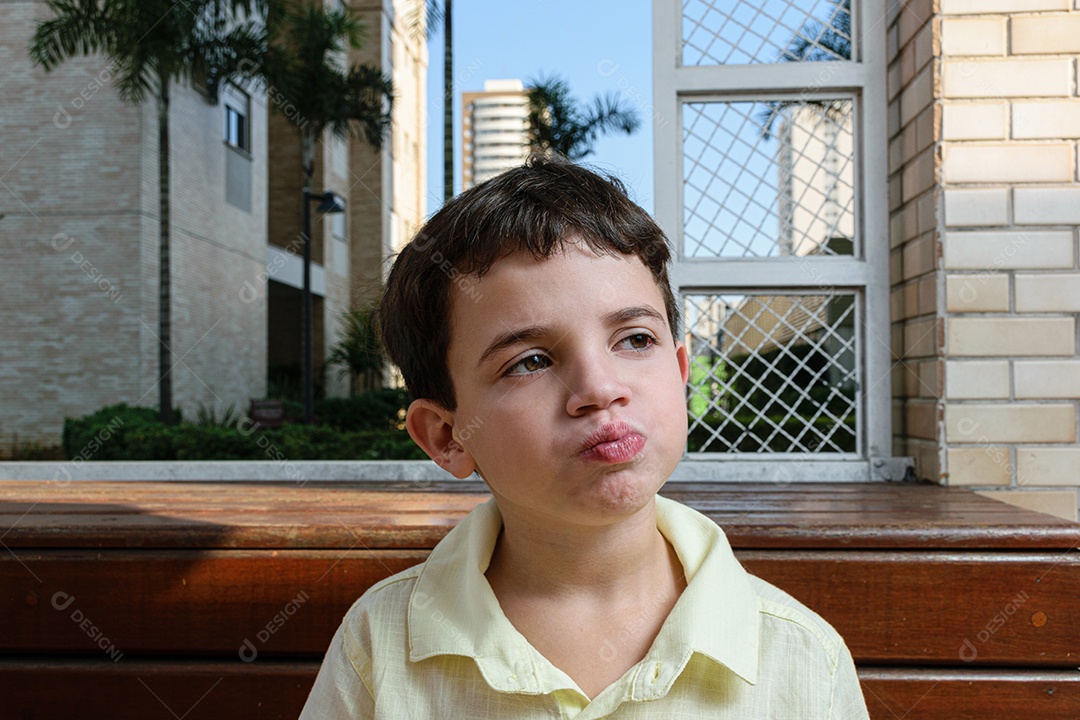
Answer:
[
  {"left": 747, "top": 572, "right": 847, "bottom": 665},
  {"left": 342, "top": 561, "right": 425, "bottom": 624},
  {"left": 658, "top": 496, "right": 847, "bottom": 667}
]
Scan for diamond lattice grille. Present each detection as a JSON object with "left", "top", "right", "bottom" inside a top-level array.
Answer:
[
  {"left": 683, "top": 99, "right": 856, "bottom": 258},
  {"left": 682, "top": 0, "right": 853, "bottom": 66},
  {"left": 685, "top": 292, "right": 858, "bottom": 454}
]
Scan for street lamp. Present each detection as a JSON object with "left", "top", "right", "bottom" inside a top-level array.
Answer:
[{"left": 301, "top": 189, "right": 346, "bottom": 425}]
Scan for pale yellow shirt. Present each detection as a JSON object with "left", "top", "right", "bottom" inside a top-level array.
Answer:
[{"left": 300, "top": 495, "right": 870, "bottom": 719}]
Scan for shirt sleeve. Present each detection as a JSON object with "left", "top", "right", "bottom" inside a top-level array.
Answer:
[
  {"left": 828, "top": 644, "right": 871, "bottom": 720},
  {"left": 299, "top": 619, "right": 376, "bottom": 720}
]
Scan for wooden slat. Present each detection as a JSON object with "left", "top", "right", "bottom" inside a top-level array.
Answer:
[
  {"left": 0, "top": 658, "right": 315, "bottom": 720},
  {"left": 0, "top": 660, "right": 1076, "bottom": 720},
  {"left": 860, "top": 668, "right": 1080, "bottom": 720},
  {"left": 1, "top": 481, "right": 1077, "bottom": 549},
  {"left": 740, "top": 551, "right": 1080, "bottom": 666},
  {"left": 0, "top": 550, "right": 426, "bottom": 656},
  {"left": 3, "top": 548, "right": 1076, "bottom": 665}
]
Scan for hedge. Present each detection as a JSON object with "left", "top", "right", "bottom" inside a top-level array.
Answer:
[{"left": 61, "top": 396, "right": 426, "bottom": 462}]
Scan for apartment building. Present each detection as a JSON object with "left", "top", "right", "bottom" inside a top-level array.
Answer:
[{"left": 461, "top": 79, "right": 530, "bottom": 190}]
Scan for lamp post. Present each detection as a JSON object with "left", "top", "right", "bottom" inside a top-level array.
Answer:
[{"left": 301, "top": 189, "right": 347, "bottom": 425}]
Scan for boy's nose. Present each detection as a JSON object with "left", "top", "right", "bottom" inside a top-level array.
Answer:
[{"left": 564, "top": 354, "right": 632, "bottom": 416}]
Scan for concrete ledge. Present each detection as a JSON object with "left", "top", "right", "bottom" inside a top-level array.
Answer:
[
  {"left": 0, "top": 458, "right": 913, "bottom": 483},
  {"left": 0, "top": 460, "right": 463, "bottom": 483}
]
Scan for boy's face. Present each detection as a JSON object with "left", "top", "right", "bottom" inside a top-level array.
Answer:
[{"left": 426, "top": 242, "right": 689, "bottom": 529}]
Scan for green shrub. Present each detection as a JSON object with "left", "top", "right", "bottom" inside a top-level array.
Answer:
[
  {"left": 62, "top": 403, "right": 178, "bottom": 460},
  {"left": 313, "top": 389, "right": 409, "bottom": 432},
  {"left": 62, "top": 398, "right": 425, "bottom": 462}
]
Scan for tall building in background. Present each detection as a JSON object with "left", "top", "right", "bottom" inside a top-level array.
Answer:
[{"left": 461, "top": 79, "right": 530, "bottom": 190}]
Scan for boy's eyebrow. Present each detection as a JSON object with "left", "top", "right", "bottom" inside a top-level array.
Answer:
[{"left": 476, "top": 305, "right": 667, "bottom": 368}]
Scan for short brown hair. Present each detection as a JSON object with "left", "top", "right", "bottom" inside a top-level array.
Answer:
[{"left": 377, "top": 155, "right": 679, "bottom": 411}]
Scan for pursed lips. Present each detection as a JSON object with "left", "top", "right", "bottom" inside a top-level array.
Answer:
[{"left": 577, "top": 420, "right": 646, "bottom": 463}]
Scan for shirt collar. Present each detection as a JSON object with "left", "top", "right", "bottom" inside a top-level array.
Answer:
[{"left": 408, "top": 495, "right": 760, "bottom": 697}]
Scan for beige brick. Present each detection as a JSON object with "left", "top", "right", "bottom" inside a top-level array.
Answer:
[
  {"left": 914, "top": 22, "right": 935, "bottom": 71},
  {"left": 945, "top": 403, "right": 1075, "bottom": 442},
  {"left": 942, "top": 0, "right": 1068, "bottom": 13},
  {"left": 1012, "top": 14, "right": 1080, "bottom": 55},
  {"left": 943, "top": 231, "right": 1074, "bottom": 270},
  {"left": 906, "top": 401, "right": 939, "bottom": 440},
  {"left": 942, "top": 59, "right": 1071, "bottom": 98},
  {"left": 1016, "top": 360, "right": 1080, "bottom": 397},
  {"left": 947, "top": 317, "right": 1075, "bottom": 355},
  {"left": 916, "top": 191, "right": 937, "bottom": 235},
  {"left": 898, "top": 0, "right": 933, "bottom": 49},
  {"left": 946, "top": 273, "right": 1010, "bottom": 312},
  {"left": 909, "top": 439, "right": 943, "bottom": 482},
  {"left": 976, "top": 490, "right": 1078, "bottom": 522},
  {"left": 1017, "top": 447, "right": 1080, "bottom": 486},
  {"left": 887, "top": 60, "right": 903, "bottom": 102},
  {"left": 902, "top": 150, "right": 936, "bottom": 202},
  {"left": 944, "top": 188, "right": 1009, "bottom": 227},
  {"left": 942, "top": 143, "right": 1072, "bottom": 184},
  {"left": 1015, "top": 273, "right": 1080, "bottom": 312},
  {"left": 1015, "top": 187, "right": 1080, "bottom": 225},
  {"left": 941, "top": 17, "right": 1006, "bottom": 56},
  {"left": 888, "top": 98, "right": 901, "bottom": 138},
  {"left": 948, "top": 447, "right": 1013, "bottom": 485},
  {"left": 900, "top": 66, "right": 934, "bottom": 129},
  {"left": 916, "top": 272, "right": 938, "bottom": 316},
  {"left": 946, "top": 360, "right": 1011, "bottom": 399},
  {"left": 919, "top": 359, "right": 943, "bottom": 398},
  {"left": 902, "top": 233, "right": 937, "bottom": 280},
  {"left": 1013, "top": 101, "right": 1080, "bottom": 140},
  {"left": 942, "top": 103, "right": 1007, "bottom": 140},
  {"left": 904, "top": 317, "right": 940, "bottom": 358}
]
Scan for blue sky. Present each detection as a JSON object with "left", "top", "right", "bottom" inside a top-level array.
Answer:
[{"left": 424, "top": 0, "right": 655, "bottom": 213}]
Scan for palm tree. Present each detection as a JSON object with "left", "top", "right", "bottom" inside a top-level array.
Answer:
[
  {"left": 261, "top": 3, "right": 393, "bottom": 190},
  {"left": 258, "top": 2, "right": 392, "bottom": 421},
  {"left": 30, "top": 0, "right": 273, "bottom": 425},
  {"left": 526, "top": 74, "right": 641, "bottom": 161},
  {"left": 327, "top": 308, "right": 382, "bottom": 395}
]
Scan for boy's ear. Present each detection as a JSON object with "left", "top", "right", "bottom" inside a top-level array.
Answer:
[
  {"left": 676, "top": 341, "right": 690, "bottom": 386},
  {"left": 405, "top": 399, "right": 478, "bottom": 479}
]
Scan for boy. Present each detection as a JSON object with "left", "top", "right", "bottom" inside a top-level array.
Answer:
[{"left": 300, "top": 156, "right": 870, "bottom": 719}]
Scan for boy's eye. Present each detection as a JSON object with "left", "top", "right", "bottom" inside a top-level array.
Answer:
[
  {"left": 505, "top": 353, "right": 550, "bottom": 376},
  {"left": 618, "top": 333, "right": 657, "bottom": 351}
]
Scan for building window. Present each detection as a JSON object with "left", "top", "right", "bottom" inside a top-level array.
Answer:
[
  {"left": 332, "top": 212, "right": 346, "bottom": 241},
  {"left": 223, "top": 85, "right": 250, "bottom": 153},
  {"left": 223, "top": 83, "right": 252, "bottom": 211}
]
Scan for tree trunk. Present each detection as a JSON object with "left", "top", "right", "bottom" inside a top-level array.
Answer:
[
  {"left": 157, "top": 83, "right": 175, "bottom": 425},
  {"left": 442, "top": 0, "right": 453, "bottom": 200},
  {"left": 301, "top": 131, "right": 316, "bottom": 424}
]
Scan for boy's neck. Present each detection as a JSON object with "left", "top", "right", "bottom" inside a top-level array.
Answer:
[{"left": 484, "top": 495, "right": 684, "bottom": 602}]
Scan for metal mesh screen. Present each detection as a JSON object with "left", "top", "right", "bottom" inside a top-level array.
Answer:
[
  {"left": 683, "top": 99, "right": 857, "bottom": 258},
  {"left": 685, "top": 292, "right": 859, "bottom": 454},
  {"left": 682, "top": 0, "right": 853, "bottom": 66}
]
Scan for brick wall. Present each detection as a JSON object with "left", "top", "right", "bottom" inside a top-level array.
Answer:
[
  {"left": 889, "top": 0, "right": 1080, "bottom": 521},
  {"left": 887, "top": 0, "right": 941, "bottom": 482}
]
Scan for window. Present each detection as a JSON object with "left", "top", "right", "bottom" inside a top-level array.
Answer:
[
  {"left": 656, "top": 0, "right": 900, "bottom": 481},
  {"left": 223, "top": 83, "right": 252, "bottom": 211},
  {"left": 223, "top": 85, "right": 250, "bottom": 153}
]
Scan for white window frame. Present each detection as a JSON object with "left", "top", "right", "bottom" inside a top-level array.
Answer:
[{"left": 654, "top": 0, "right": 906, "bottom": 482}]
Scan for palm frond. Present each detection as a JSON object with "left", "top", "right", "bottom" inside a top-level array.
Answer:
[{"left": 527, "top": 73, "right": 640, "bottom": 161}]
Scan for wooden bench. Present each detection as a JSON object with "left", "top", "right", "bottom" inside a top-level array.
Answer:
[{"left": 1, "top": 480, "right": 1077, "bottom": 718}]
